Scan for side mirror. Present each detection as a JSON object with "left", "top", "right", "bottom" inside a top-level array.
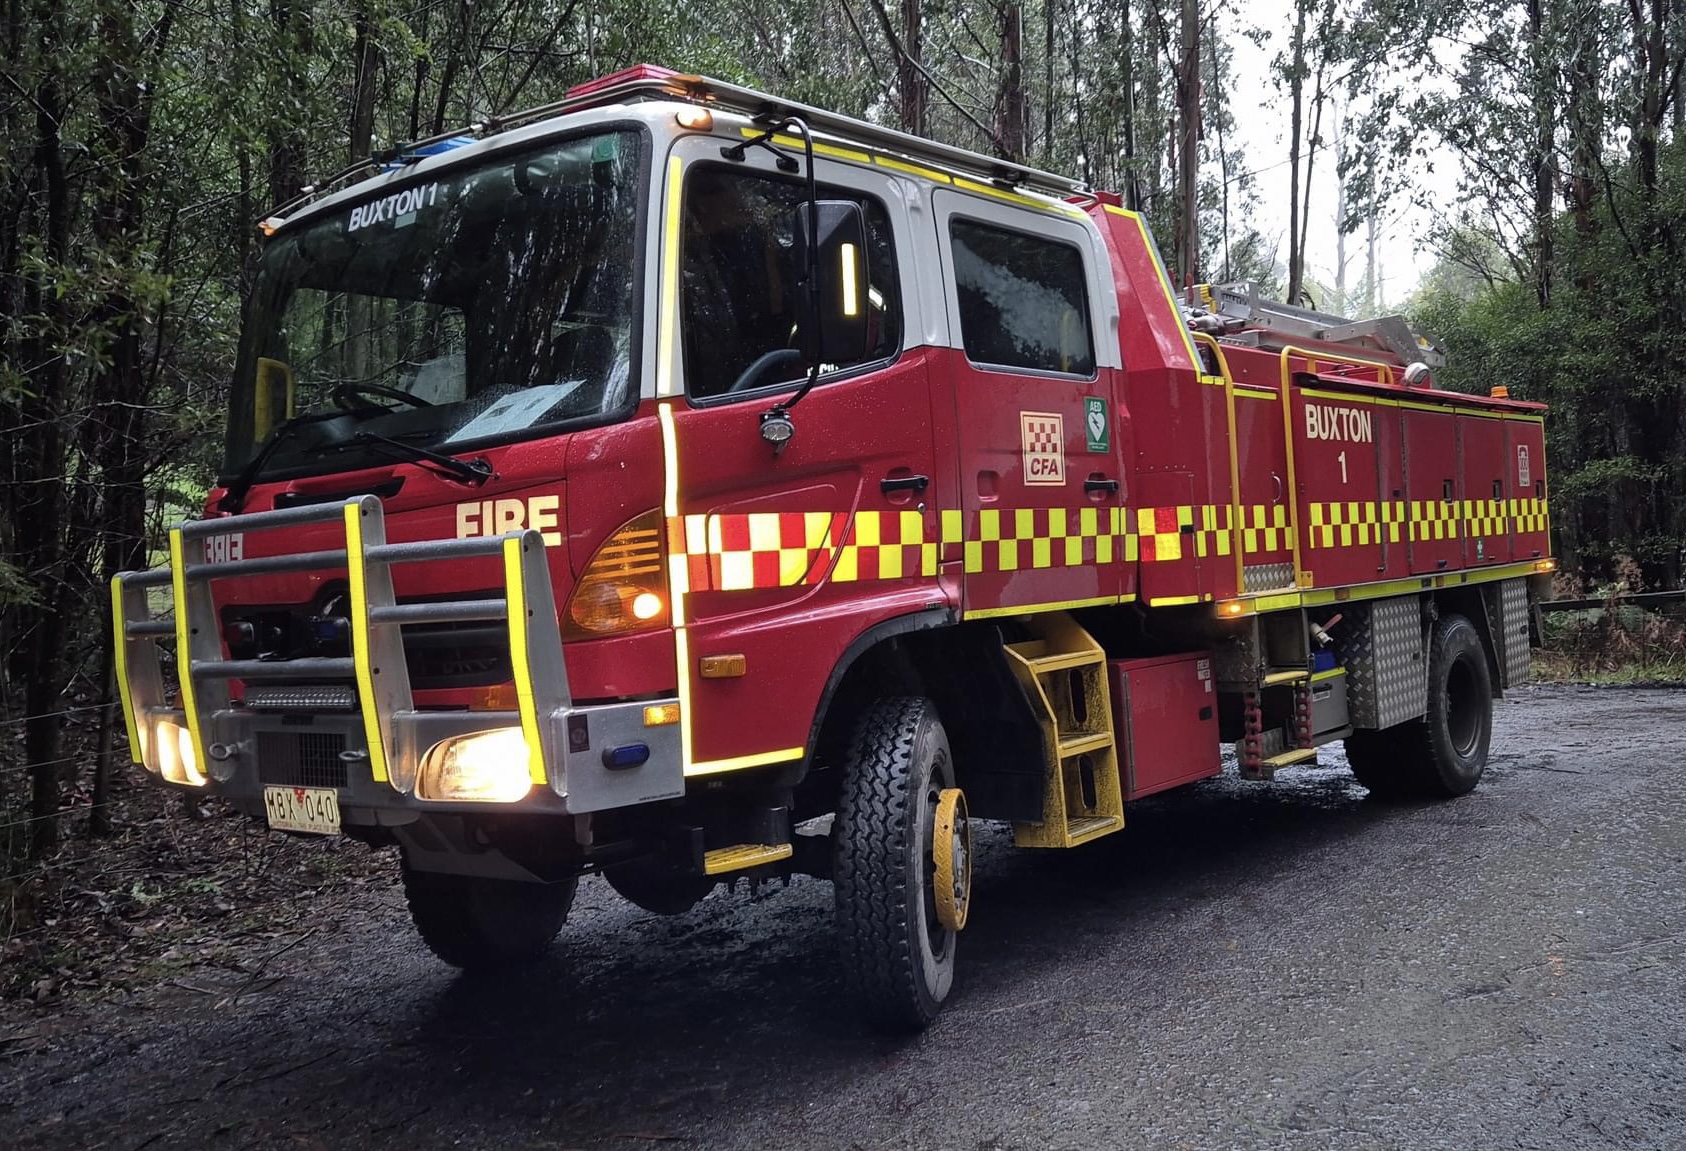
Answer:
[{"left": 793, "top": 200, "right": 870, "bottom": 367}]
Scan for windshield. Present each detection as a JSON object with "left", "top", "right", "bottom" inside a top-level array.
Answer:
[{"left": 224, "top": 129, "right": 644, "bottom": 478}]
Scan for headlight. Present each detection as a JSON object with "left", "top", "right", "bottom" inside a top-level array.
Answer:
[
  {"left": 417, "top": 728, "right": 533, "bottom": 802},
  {"left": 154, "top": 717, "right": 206, "bottom": 787}
]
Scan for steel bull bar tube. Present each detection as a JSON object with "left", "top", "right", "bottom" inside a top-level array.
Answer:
[{"left": 111, "top": 495, "right": 683, "bottom": 812}]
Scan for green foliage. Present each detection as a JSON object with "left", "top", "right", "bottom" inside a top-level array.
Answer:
[{"left": 1413, "top": 134, "right": 1686, "bottom": 587}]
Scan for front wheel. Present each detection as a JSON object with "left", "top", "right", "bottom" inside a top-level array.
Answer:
[
  {"left": 833, "top": 696, "right": 961, "bottom": 1032},
  {"left": 401, "top": 857, "right": 576, "bottom": 971}
]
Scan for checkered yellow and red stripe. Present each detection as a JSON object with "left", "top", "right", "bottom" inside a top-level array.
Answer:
[{"left": 670, "top": 498, "right": 1551, "bottom": 589}]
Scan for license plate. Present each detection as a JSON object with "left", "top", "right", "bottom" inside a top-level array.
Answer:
[{"left": 263, "top": 785, "right": 341, "bottom": 836}]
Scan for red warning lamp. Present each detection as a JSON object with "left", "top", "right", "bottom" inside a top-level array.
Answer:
[{"left": 565, "top": 65, "right": 706, "bottom": 104}]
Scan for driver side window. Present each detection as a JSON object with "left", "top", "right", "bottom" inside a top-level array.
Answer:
[{"left": 680, "top": 165, "right": 900, "bottom": 400}]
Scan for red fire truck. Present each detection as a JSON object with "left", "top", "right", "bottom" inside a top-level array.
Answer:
[{"left": 113, "top": 66, "right": 1553, "bottom": 1031}]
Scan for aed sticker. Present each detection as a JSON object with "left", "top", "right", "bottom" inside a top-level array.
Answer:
[
  {"left": 1020, "top": 411, "right": 1066, "bottom": 486},
  {"left": 1517, "top": 444, "right": 1532, "bottom": 488},
  {"left": 1196, "top": 657, "right": 1213, "bottom": 694},
  {"left": 1084, "top": 396, "right": 1110, "bottom": 452}
]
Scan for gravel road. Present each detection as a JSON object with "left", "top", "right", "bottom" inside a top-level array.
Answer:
[{"left": 4, "top": 684, "right": 1684, "bottom": 1151}]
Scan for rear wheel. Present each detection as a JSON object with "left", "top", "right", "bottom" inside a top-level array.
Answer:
[
  {"left": 834, "top": 696, "right": 959, "bottom": 1032},
  {"left": 401, "top": 857, "right": 575, "bottom": 971},
  {"left": 1408, "top": 613, "right": 1493, "bottom": 797},
  {"left": 1346, "top": 613, "right": 1493, "bottom": 800}
]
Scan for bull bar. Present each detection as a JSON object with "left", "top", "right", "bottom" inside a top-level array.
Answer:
[{"left": 110, "top": 495, "right": 683, "bottom": 816}]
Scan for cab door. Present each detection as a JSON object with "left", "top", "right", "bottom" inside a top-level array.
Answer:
[
  {"left": 931, "top": 190, "right": 1127, "bottom": 616},
  {"left": 658, "top": 137, "right": 949, "bottom": 774}
]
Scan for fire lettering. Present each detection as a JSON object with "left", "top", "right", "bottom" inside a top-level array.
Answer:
[
  {"left": 1303, "top": 404, "right": 1374, "bottom": 444},
  {"left": 455, "top": 495, "right": 561, "bottom": 545}
]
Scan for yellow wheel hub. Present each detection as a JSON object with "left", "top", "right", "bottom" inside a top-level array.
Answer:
[{"left": 932, "top": 787, "right": 972, "bottom": 932}]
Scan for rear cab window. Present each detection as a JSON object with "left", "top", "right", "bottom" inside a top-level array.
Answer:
[{"left": 949, "top": 217, "right": 1095, "bottom": 377}]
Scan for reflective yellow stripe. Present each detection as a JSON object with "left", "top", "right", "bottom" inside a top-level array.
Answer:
[
  {"left": 952, "top": 175, "right": 1086, "bottom": 217},
  {"left": 1147, "top": 594, "right": 1205, "bottom": 606},
  {"left": 874, "top": 154, "right": 951, "bottom": 183},
  {"left": 658, "top": 401, "right": 693, "bottom": 772},
  {"left": 502, "top": 536, "right": 547, "bottom": 785},
  {"left": 167, "top": 529, "right": 208, "bottom": 776},
  {"left": 744, "top": 128, "right": 872, "bottom": 164},
  {"left": 685, "top": 746, "right": 804, "bottom": 776},
  {"left": 656, "top": 155, "right": 683, "bottom": 397},
  {"left": 110, "top": 575, "right": 141, "bottom": 763},
  {"left": 342, "top": 504, "right": 389, "bottom": 783},
  {"left": 963, "top": 594, "right": 1120, "bottom": 621},
  {"left": 1218, "top": 559, "right": 1544, "bottom": 617},
  {"left": 1235, "top": 387, "right": 1278, "bottom": 401}
]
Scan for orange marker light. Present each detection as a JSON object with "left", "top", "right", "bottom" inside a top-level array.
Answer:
[
  {"left": 675, "top": 107, "right": 714, "bottom": 131},
  {"left": 643, "top": 703, "right": 681, "bottom": 727},
  {"left": 699, "top": 654, "right": 747, "bottom": 679}
]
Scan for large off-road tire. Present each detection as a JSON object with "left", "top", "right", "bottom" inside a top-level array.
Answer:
[
  {"left": 834, "top": 696, "right": 957, "bottom": 1033},
  {"left": 401, "top": 858, "right": 576, "bottom": 971},
  {"left": 604, "top": 857, "right": 716, "bottom": 915},
  {"left": 1347, "top": 613, "right": 1493, "bottom": 800},
  {"left": 1407, "top": 613, "right": 1494, "bottom": 797}
]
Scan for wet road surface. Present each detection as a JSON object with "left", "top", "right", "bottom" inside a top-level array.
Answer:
[{"left": 4, "top": 685, "right": 1684, "bottom": 1150}]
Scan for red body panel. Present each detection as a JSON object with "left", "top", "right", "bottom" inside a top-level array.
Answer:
[
  {"left": 1109, "top": 652, "right": 1222, "bottom": 799},
  {"left": 1403, "top": 408, "right": 1462, "bottom": 575},
  {"left": 935, "top": 345, "right": 1127, "bottom": 613},
  {"left": 1459, "top": 414, "right": 1512, "bottom": 566},
  {"left": 668, "top": 352, "right": 949, "bottom": 768}
]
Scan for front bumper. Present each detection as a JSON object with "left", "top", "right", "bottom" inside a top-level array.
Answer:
[
  {"left": 113, "top": 495, "right": 684, "bottom": 818},
  {"left": 158, "top": 698, "right": 684, "bottom": 821}
]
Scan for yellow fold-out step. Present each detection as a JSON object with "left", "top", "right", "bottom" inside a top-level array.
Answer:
[{"left": 702, "top": 843, "right": 793, "bottom": 875}]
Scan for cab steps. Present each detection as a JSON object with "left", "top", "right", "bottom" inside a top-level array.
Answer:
[{"left": 1002, "top": 614, "right": 1125, "bottom": 849}]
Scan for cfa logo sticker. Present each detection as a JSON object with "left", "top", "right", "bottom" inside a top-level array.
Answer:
[
  {"left": 1517, "top": 445, "right": 1532, "bottom": 487},
  {"left": 1020, "top": 411, "right": 1065, "bottom": 486}
]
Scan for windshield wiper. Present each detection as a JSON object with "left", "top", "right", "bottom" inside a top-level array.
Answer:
[
  {"left": 219, "top": 410, "right": 351, "bottom": 513},
  {"left": 345, "top": 430, "right": 493, "bottom": 486}
]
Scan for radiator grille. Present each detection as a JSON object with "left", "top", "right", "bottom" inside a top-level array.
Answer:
[{"left": 256, "top": 730, "right": 348, "bottom": 789}]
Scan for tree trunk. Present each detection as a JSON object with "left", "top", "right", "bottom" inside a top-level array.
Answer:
[
  {"left": 1528, "top": 0, "right": 1555, "bottom": 308},
  {"left": 1287, "top": 0, "right": 1307, "bottom": 304},
  {"left": 16, "top": 3, "right": 74, "bottom": 858},
  {"left": 350, "top": 2, "right": 381, "bottom": 163},
  {"left": 994, "top": 2, "right": 1027, "bottom": 162},
  {"left": 1174, "top": 0, "right": 1200, "bottom": 285},
  {"left": 1122, "top": 0, "right": 1139, "bottom": 209},
  {"left": 899, "top": 0, "right": 926, "bottom": 134},
  {"left": 1043, "top": 0, "right": 1055, "bottom": 159}
]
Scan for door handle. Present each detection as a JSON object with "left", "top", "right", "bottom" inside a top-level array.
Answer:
[
  {"left": 880, "top": 474, "right": 930, "bottom": 495},
  {"left": 1084, "top": 477, "right": 1120, "bottom": 494}
]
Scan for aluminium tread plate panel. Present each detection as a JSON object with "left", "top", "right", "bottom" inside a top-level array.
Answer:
[{"left": 1337, "top": 595, "right": 1428, "bottom": 730}]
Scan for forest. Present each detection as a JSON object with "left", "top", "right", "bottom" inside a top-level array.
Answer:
[{"left": 1, "top": 0, "right": 1684, "bottom": 862}]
